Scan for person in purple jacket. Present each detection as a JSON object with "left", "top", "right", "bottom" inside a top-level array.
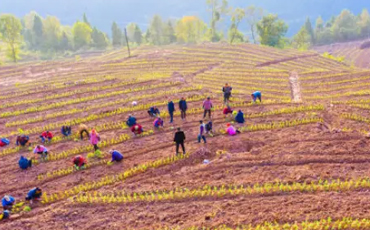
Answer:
[
  {"left": 198, "top": 120, "right": 207, "bottom": 143},
  {"left": 109, "top": 150, "right": 123, "bottom": 163},
  {"left": 203, "top": 97, "right": 213, "bottom": 119}
]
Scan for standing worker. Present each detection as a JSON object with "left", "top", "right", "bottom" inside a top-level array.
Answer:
[
  {"left": 222, "top": 83, "right": 232, "bottom": 103},
  {"left": 79, "top": 123, "right": 90, "bottom": 140},
  {"left": 90, "top": 129, "right": 100, "bottom": 151},
  {"left": 251, "top": 91, "right": 262, "bottom": 103},
  {"left": 179, "top": 97, "right": 187, "bottom": 121},
  {"left": 167, "top": 99, "right": 175, "bottom": 123},
  {"left": 174, "top": 128, "right": 186, "bottom": 155},
  {"left": 203, "top": 97, "right": 213, "bottom": 119},
  {"left": 198, "top": 120, "right": 207, "bottom": 143}
]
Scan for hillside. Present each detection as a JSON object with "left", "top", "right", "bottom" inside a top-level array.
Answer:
[{"left": 2, "top": 43, "right": 370, "bottom": 229}]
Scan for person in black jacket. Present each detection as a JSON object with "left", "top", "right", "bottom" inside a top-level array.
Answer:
[
  {"left": 174, "top": 128, "right": 186, "bottom": 155},
  {"left": 179, "top": 97, "right": 187, "bottom": 120}
]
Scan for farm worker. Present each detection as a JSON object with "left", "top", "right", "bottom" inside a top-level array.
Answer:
[
  {"left": 33, "top": 145, "right": 48, "bottom": 160},
  {"left": 167, "top": 100, "right": 175, "bottom": 123},
  {"left": 154, "top": 117, "right": 164, "bottom": 128},
  {"left": 222, "top": 83, "right": 232, "bottom": 103},
  {"left": 198, "top": 120, "right": 207, "bottom": 143},
  {"left": 226, "top": 123, "right": 240, "bottom": 136},
  {"left": 25, "top": 187, "right": 42, "bottom": 203},
  {"left": 173, "top": 127, "right": 186, "bottom": 155},
  {"left": 18, "top": 156, "right": 32, "bottom": 170},
  {"left": 0, "top": 138, "right": 10, "bottom": 147},
  {"left": 179, "top": 97, "right": 187, "bottom": 120},
  {"left": 235, "top": 110, "right": 245, "bottom": 124},
  {"left": 223, "top": 106, "right": 233, "bottom": 117},
  {"left": 1, "top": 195, "right": 15, "bottom": 211},
  {"left": 79, "top": 123, "right": 90, "bottom": 140},
  {"left": 61, "top": 126, "right": 72, "bottom": 137},
  {"left": 40, "top": 131, "right": 53, "bottom": 143},
  {"left": 16, "top": 135, "right": 30, "bottom": 146},
  {"left": 0, "top": 210, "right": 10, "bottom": 220},
  {"left": 126, "top": 115, "right": 137, "bottom": 127},
  {"left": 90, "top": 129, "right": 100, "bottom": 151},
  {"left": 205, "top": 121, "right": 214, "bottom": 136},
  {"left": 251, "top": 91, "right": 262, "bottom": 103},
  {"left": 109, "top": 150, "right": 123, "bottom": 162},
  {"left": 203, "top": 97, "right": 213, "bottom": 119},
  {"left": 73, "top": 155, "right": 87, "bottom": 170},
  {"left": 131, "top": 124, "right": 143, "bottom": 136},
  {"left": 232, "top": 110, "right": 238, "bottom": 118},
  {"left": 148, "top": 106, "right": 160, "bottom": 117}
]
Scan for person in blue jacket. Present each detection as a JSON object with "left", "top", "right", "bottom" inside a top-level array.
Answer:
[
  {"left": 251, "top": 91, "right": 262, "bottom": 103},
  {"left": 61, "top": 126, "right": 72, "bottom": 137},
  {"left": 235, "top": 110, "right": 245, "bottom": 123},
  {"left": 0, "top": 210, "right": 10, "bottom": 220},
  {"left": 126, "top": 115, "right": 137, "bottom": 127},
  {"left": 167, "top": 100, "right": 175, "bottom": 123},
  {"left": 1, "top": 195, "right": 15, "bottom": 211},
  {"left": 148, "top": 106, "right": 160, "bottom": 117},
  {"left": 179, "top": 97, "right": 187, "bottom": 120},
  {"left": 109, "top": 149, "right": 123, "bottom": 163},
  {"left": 19, "top": 156, "right": 32, "bottom": 170},
  {"left": 25, "top": 187, "right": 42, "bottom": 203}
]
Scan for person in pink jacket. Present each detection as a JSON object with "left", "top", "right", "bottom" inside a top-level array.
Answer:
[
  {"left": 203, "top": 97, "right": 213, "bottom": 119},
  {"left": 226, "top": 123, "right": 239, "bottom": 136},
  {"left": 90, "top": 129, "right": 101, "bottom": 151}
]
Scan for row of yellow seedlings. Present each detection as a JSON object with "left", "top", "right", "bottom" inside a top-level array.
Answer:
[
  {"left": 158, "top": 217, "right": 370, "bottom": 230},
  {"left": 5, "top": 85, "right": 201, "bottom": 127},
  {"left": 341, "top": 113, "right": 370, "bottom": 124},
  {"left": 73, "top": 177, "right": 370, "bottom": 204},
  {"left": 1, "top": 81, "right": 181, "bottom": 118},
  {"left": 41, "top": 117, "right": 321, "bottom": 204}
]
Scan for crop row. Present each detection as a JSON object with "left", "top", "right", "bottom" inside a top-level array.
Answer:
[
  {"left": 341, "top": 113, "right": 370, "bottom": 124},
  {"left": 73, "top": 177, "right": 370, "bottom": 204}
]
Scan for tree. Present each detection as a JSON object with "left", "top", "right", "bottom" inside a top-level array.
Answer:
[
  {"left": 206, "top": 0, "right": 228, "bottom": 42},
  {"left": 358, "top": 9, "right": 370, "bottom": 38},
  {"left": 304, "top": 17, "right": 315, "bottom": 44},
  {"left": 256, "top": 14, "right": 288, "bottom": 48},
  {"left": 175, "top": 16, "right": 208, "bottom": 44},
  {"left": 229, "top": 7, "right": 245, "bottom": 44},
  {"left": 163, "top": 20, "right": 176, "bottom": 44},
  {"left": 111, "top": 21, "right": 122, "bottom": 46},
  {"left": 32, "top": 15, "right": 43, "bottom": 49},
  {"left": 148, "top": 15, "right": 164, "bottom": 45},
  {"left": 43, "top": 16, "right": 62, "bottom": 51},
  {"left": 72, "top": 21, "right": 92, "bottom": 50},
  {"left": 292, "top": 26, "right": 311, "bottom": 50},
  {"left": 59, "top": 31, "right": 70, "bottom": 50},
  {"left": 91, "top": 27, "right": 108, "bottom": 49},
  {"left": 83, "top": 13, "right": 91, "bottom": 28},
  {"left": 127, "top": 23, "right": 143, "bottom": 45},
  {"left": 245, "top": 5, "right": 263, "bottom": 44},
  {"left": 332, "top": 9, "right": 358, "bottom": 42},
  {"left": 0, "top": 14, "right": 23, "bottom": 62}
]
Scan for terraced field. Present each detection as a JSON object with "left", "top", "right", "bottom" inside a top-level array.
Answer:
[{"left": 1, "top": 44, "right": 370, "bottom": 229}]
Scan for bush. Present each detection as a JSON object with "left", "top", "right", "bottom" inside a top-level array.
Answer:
[{"left": 360, "top": 40, "right": 370, "bottom": 50}]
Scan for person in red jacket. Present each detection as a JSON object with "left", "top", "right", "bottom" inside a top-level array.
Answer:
[
  {"left": 73, "top": 155, "right": 87, "bottom": 170},
  {"left": 40, "top": 131, "right": 53, "bottom": 143},
  {"left": 131, "top": 124, "right": 143, "bottom": 136}
]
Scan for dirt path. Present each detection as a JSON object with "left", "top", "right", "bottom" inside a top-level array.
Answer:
[{"left": 289, "top": 71, "right": 302, "bottom": 102}]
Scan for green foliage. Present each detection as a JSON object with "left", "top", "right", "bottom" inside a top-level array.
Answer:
[
  {"left": 111, "top": 21, "right": 122, "bottom": 47},
  {"left": 292, "top": 26, "right": 311, "bottom": 50},
  {"left": 245, "top": 5, "right": 263, "bottom": 44},
  {"left": 304, "top": 17, "right": 315, "bottom": 44},
  {"left": 148, "top": 15, "right": 164, "bottom": 45},
  {"left": 126, "top": 23, "right": 143, "bottom": 45},
  {"left": 83, "top": 13, "right": 91, "bottom": 28},
  {"left": 0, "top": 14, "right": 23, "bottom": 62},
  {"left": 206, "top": 0, "right": 228, "bottom": 42},
  {"left": 322, "top": 52, "right": 345, "bottom": 62},
  {"left": 91, "top": 27, "right": 108, "bottom": 49},
  {"left": 32, "top": 15, "right": 44, "bottom": 49},
  {"left": 43, "top": 16, "right": 62, "bottom": 51},
  {"left": 175, "top": 16, "right": 208, "bottom": 44},
  {"left": 72, "top": 21, "right": 92, "bottom": 50},
  {"left": 257, "top": 14, "right": 288, "bottom": 48},
  {"left": 358, "top": 9, "right": 370, "bottom": 38},
  {"left": 228, "top": 7, "right": 245, "bottom": 44},
  {"left": 163, "top": 21, "right": 176, "bottom": 44}
]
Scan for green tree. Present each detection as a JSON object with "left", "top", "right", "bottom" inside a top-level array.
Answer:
[
  {"left": 32, "top": 15, "right": 44, "bottom": 49},
  {"left": 206, "top": 0, "right": 228, "bottom": 42},
  {"left": 83, "top": 13, "right": 91, "bottom": 28},
  {"left": 72, "top": 21, "right": 92, "bottom": 50},
  {"left": 43, "top": 16, "right": 62, "bottom": 51},
  {"left": 91, "top": 27, "right": 108, "bottom": 49},
  {"left": 304, "top": 17, "right": 315, "bottom": 44},
  {"left": 257, "top": 14, "right": 288, "bottom": 48},
  {"left": 111, "top": 21, "right": 122, "bottom": 47},
  {"left": 175, "top": 16, "right": 208, "bottom": 44},
  {"left": 163, "top": 21, "right": 176, "bottom": 44},
  {"left": 332, "top": 9, "right": 358, "bottom": 42},
  {"left": 59, "top": 31, "right": 70, "bottom": 50},
  {"left": 358, "top": 9, "right": 370, "bottom": 38},
  {"left": 0, "top": 14, "right": 23, "bottom": 62},
  {"left": 228, "top": 7, "right": 245, "bottom": 44},
  {"left": 292, "top": 26, "right": 311, "bottom": 50},
  {"left": 127, "top": 23, "right": 143, "bottom": 45},
  {"left": 148, "top": 15, "right": 164, "bottom": 45},
  {"left": 245, "top": 5, "right": 263, "bottom": 44}
]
